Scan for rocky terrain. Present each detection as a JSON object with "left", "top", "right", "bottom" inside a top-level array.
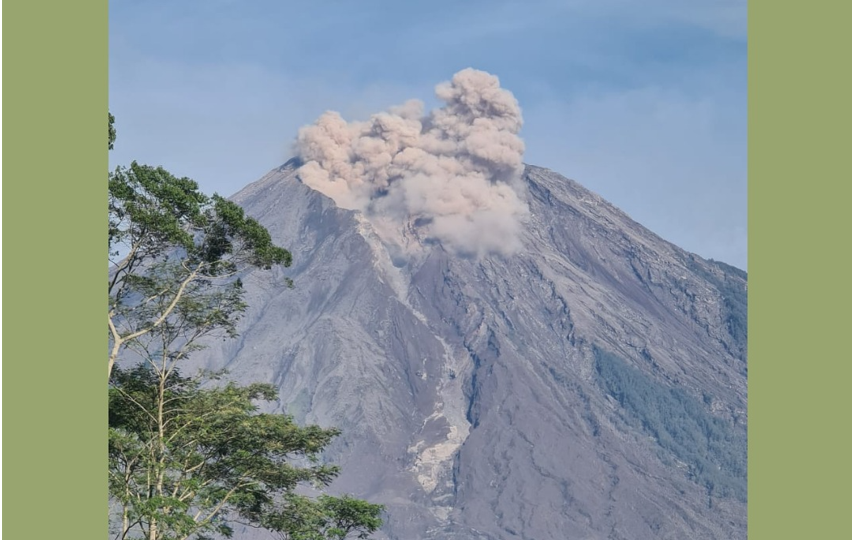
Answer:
[{"left": 190, "top": 160, "right": 747, "bottom": 540}]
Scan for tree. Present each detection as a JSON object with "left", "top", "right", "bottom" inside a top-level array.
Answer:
[
  {"left": 264, "top": 495, "right": 385, "bottom": 540},
  {"left": 108, "top": 140, "right": 292, "bottom": 379},
  {"left": 109, "top": 366, "right": 383, "bottom": 540},
  {"left": 107, "top": 114, "right": 383, "bottom": 539},
  {"left": 110, "top": 112, "right": 117, "bottom": 150}
]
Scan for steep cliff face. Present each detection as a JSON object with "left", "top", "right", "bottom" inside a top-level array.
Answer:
[{"left": 191, "top": 161, "right": 747, "bottom": 540}]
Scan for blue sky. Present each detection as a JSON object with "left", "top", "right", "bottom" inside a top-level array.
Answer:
[{"left": 109, "top": 0, "right": 747, "bottom": 269}]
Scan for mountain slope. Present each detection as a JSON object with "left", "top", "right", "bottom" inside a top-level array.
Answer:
[{"left": 191, "top": 161, "right": 747, "bottom": 540}]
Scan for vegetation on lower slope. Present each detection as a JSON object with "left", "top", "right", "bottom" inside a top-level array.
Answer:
[
  {"left": 688, "top": 257, "right": 748, "bottom": 358},
  {"left": 594, "top": 348, "right": 747, "bottom": 502},
  {"left": 707, "top": 259, "right": 748, "bottom": 355}
]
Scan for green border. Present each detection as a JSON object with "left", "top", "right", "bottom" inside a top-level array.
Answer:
[
  {"left": 3, "top": 1, "right": 850, "bottom": 538},
  {"left": 749, "top": 1, "right": 852, "bottom": 538},
  {"left": 2, "top": 0, "right": 107, "bottom": 536}
]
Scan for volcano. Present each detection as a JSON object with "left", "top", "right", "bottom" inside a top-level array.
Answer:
[{"left": 191, "top": 159, "right": 747, "bottom": 540}]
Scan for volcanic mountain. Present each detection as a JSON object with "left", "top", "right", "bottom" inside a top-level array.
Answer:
[{"left": 192, "top": 159, "right": 747, "bottom": 540}]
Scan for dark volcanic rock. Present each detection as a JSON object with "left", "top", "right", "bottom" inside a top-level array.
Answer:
[{"left": 190, "top": 162, "right": 747, "bottom": 540}]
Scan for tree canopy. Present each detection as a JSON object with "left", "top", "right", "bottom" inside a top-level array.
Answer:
[
  {"left": 109, "top": 366, "right": 383, "bottom": 540},
  {"left": 108, "top": 145, "right": 292, "bottom": 378}
]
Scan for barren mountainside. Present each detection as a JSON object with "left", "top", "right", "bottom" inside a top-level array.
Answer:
[{"left": 190, "top": 161, "right": 747, "bottom": 540}]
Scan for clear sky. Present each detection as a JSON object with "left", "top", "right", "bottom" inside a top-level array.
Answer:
[{"left": 109, "top": 0, "right": 747, "bottom": 270}]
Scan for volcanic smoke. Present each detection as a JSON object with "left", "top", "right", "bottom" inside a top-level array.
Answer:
[{"left": 295, "top": 68, "right": 528, "bottom": 257}]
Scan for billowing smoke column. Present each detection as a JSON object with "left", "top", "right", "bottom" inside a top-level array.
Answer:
[{"left": 295, "top": 68, "right": 528, "bottom": 257}]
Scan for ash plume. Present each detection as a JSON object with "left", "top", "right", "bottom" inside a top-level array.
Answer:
[{"left": 295, "top": 68, "right": 529, "bottom": 257}]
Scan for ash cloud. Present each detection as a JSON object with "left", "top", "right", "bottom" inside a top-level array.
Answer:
[{"left": 295, "top": 68, "right": 528, "bottom": 257}]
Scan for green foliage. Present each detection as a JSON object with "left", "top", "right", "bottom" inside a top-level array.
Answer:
[
  {"left": 109, "top": 366, "right": 383, "bottom": 540},
  {"left": 108, "top": 149, "right": 292, "bottom": 378},
  {"left": 109, "top": 112, "right": 117, "bottom": 150},
  {"left": 108, "top": 161, "right": 291, "bottom": 272},
  {"left": 593, "top": 348, "right": 747, "bottom": 501},
  {"left": 262, "top": 495, "right": 384, "bottom": 540}
]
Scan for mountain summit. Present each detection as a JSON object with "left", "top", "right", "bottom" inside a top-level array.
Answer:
[{"left": 192, "top": 160, "right": 747, "bottom": 540}]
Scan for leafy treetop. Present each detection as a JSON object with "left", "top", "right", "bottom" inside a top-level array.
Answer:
[{"left": 107, "top": 115, "right": 292, "bottom": 379}]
